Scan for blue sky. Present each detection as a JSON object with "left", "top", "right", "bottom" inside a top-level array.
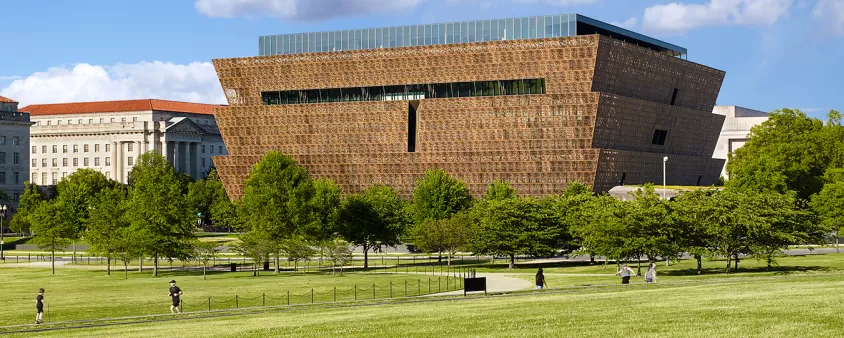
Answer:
[{"left": 1, "top": 0, "right": 842, "bottom": 118}]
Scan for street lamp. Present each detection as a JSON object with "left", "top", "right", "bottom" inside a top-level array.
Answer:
[
  {"left": 0, "top": 204, "right": 7, "bottom": 260},
  {"left": 662, "top": 156, "right": 668, "bottom": 200}
]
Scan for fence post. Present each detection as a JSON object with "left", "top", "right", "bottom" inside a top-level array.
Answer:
[
  {"left": 208, "top": 297, "right": 211, "bottom": 311},
  {"left": 354, "top": 285, "right": 357, "bottom": 300},
  {"left": 418, "top": 279, "right": 421, "bottom": 296},
  {"left": 373, "top": 283, "right": 376, "bottom": 299},
  {"left": 236, "top": 295, "right": 239, "bottom": 309},
  {"left": 438, "top": 276, "right": 441, "bottom": 292},
  {"left": 334, "top": 287, "right": 336, "bottom": 302},
  {"left": 390, "top": 282, "right": 393, "bottom": 298},
  {"left": 404, "top": 280, "right": 407, "bottom": 297},
  {"left": 263, "top": 293, "right": 266, "bottom": 307},
  {"left": 311, "top": 288, "right": 314, "bottom": 303},
  {"left": 287, "top": 291, "right": 290, "bottom": 306},
  {"left": 428, "top": 277, "right": 431, "bottom": 294},
  {"left": 396, "top": 257, "right": 398, "bottom": 273},
  {"left": 180, "top": 299, "right": 183, "bottom": 312}
]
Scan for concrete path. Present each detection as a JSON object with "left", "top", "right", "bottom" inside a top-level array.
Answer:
[{"left": 432, "top": 273, "right": 533, "bottom": 296}]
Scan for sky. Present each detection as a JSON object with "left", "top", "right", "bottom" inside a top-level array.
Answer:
[{"left": 1, "top": 0, "right": 843, "bottom": 118}]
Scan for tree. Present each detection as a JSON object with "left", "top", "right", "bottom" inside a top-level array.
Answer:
[
  {"left": 280, "top": 235, "right": 316, "bottom": 274},
  {"left": 412, "top": 211, "right": 474, "bottom": 265},
  {"left": 9, "top": 182, "right": 46, "bottom": 235},
  {"left": 239, "top": 151, "right": 315, "bottom": 273},
  {"left": 569, "top": 195, "right": 631, "bottom": 265},
  {"left": 747, "top": 192, "right": 824, "bottom": 269},
  {"left": 624, "top": 185, "right": 681, "bottom": 273},
  {"left": 337, "top": 185, "right": 409, "bottom": 269},
  {"left": 671, "top": 189, "right": 720, "bottom": 274},
  {"left": 810, "top": 169, "right": 844, "bottom": 253},
  {"left": 469, "top": 197, "right": 564, "bottom": 268},
  {"left": 86, "top": 186, "right": 129, "bottom": 276},
  {"left": 485, "top": 179, "right": 516, "bottom": 201},
  {"left": 305, "top": 178, "right": 342, "bottom": 262},
  {"left": 323, "top": 238, "right": 353, "bottom": 275},
  {"left": 126, "top": 152, "right": 195, "bottom": 276},
  {"left": 194, "top": 241, "right": 222, "bottom": 280},
  {"left": 235, "top": 232, "right": 275, "bottom": 277},
  {"left": 411, "top": 169, "right": 473, "bottom": 223},
  {"left": 55, "top": 169, "right": 117, "bottom": 260},
  {"left": 727, "top": 109, "right": 828, "bottom": 199},
  {"left": 29, "top": 200, "right": 73, "bottom": 274},
  {"left": 112, "top": 227, "right": 143, "bottom": 279}
]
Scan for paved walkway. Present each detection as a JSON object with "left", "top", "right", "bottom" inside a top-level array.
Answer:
[{"left": 431, "top": 273, "right": 533, "bottom": 296}]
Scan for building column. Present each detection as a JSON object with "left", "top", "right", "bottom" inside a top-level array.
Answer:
[
  {"left": 137, "top": 140, "right": 142, "bottom": 157},
  {"left": 173, "top": 141, "right": 180, "bottom": 172},
  {"left": 111, "top": 141, "right": 118, "bottom": 181},
  {"left": 185, "top": 142, "right": 192, "bottom": 177},
  {"left": 193, "top": 142, "right": 201, "bottom": 178},
  {"left": 118, "top": 142, "right": 125, "bottom": 183},
  {"left": 162, "top": 140, "right": 169, "bottom": 163}
]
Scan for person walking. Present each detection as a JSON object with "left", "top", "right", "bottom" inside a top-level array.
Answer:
[
  {"left": 168, "top": 280, "right": 183, "bottom": 314},
  {"left": 535, "top": 268, "right": 548, "bottom": 290},
  {"left": 615, "top": 264, "right": 637, "bottom": 285},
  {"left": 35, "top": 288, "right": 45, "bottom": 324},
  {"left": 645, "top": 263, "right": 658, "bottom": 284}
]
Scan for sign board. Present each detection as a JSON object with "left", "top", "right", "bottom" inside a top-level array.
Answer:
[{"left": 463, "top": 277, "right": 487, "bottom": 295}]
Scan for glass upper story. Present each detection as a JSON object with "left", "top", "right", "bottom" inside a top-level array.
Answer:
[{"left": 258, "top": 14, "right": 687, "bottom": 59}]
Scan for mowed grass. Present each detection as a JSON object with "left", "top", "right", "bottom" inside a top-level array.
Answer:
[
  {"left": 0, "top": 269, "right": 460, "bottom": 326},
  {"left": 15, "top": 272, "right": 844, "bottom": 337}
]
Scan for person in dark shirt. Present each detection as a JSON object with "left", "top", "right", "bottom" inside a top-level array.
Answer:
[
  {"left": 168, "top": 280, "right": 183, "bottom": 314},
  {"left": 535, "top": 268, "right": 547, "bottom": 290},
  {"left": 35, "top": 288, "right": 45, "bottom": 324},
  {"left": 615, "top": 264, "right": 638, "bottom": 285}
]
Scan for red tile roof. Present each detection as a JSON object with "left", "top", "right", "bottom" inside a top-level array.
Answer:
[
  {"left": 0, "top": 96, "right": 17, "bottom": 103},
  {"left": 18, "top": 99, "right": 225, "bottom": 116}
]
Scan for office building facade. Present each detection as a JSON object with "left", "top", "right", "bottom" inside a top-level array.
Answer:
[
  {"left": 20, "top": 99, "right": 227, "bottom": 184},
  {"left": 712, "top": 105, "right": 769, "bottom": 179},
  {"left": 213, "top": 14, "right": 726, "bottom": 198},
  {"left": 0, "top": 96, "right": 32, "bottom": 208}
]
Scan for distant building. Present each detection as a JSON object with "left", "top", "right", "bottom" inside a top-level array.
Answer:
[
  {"left": 712, "top": 106, "right": 769, "bottom": 179},
  {"left": 0, "top": 95, "right": 32, "bottom": 208},
  {"left": 19, "top": 99, "right": 227, "bottom": 185}
]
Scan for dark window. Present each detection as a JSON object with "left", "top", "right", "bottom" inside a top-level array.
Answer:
[
  {"left": 652, "top": 129, "right": 668, "bottom": 145},
  {"left": 670, "top": 88, "right": 678, "bottom": 106},
  {"left": 696, "top": 175, "right": 702, "bottom": 186},
  {"left": 407, "top": 101, "right": 418, "bottom": 152},
  {"left": 620, "top": 172, "right": 626, "bottom": 186}
]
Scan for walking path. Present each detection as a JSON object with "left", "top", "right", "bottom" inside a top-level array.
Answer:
[{"left": 430, "top": 273, "right": 533, "bottom": 296}]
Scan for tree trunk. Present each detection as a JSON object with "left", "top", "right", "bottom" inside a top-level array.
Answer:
[
  {"left": 203, "top": 264, "right": 207, "bottom": 280},
  {"left": 837, "top": 236, "right": 840, "bottom": 254},
  {"left": 72, "top": 241, "right": 76, "bottom": 263},
  {"left": 447, "top": 252, "right": 452, "bottom": 267},
  {"left": 124, "top": 263, "right": 128, "bottom": 280},
  {"left": 294, "top": 261, "right": 298, "bottom": 275},
  {"left": 590, "top": 255, "right": 595, "bottom": 265},
  {"left": 508, "top": 254, "right": 515, "bottom": 269},
  {"left": 153, "top": 256, "right": 158, "bottom": 277},
  {"left": 725, "top": 254, "right": 732, "bottom": 273},
  {"left": 139, "top": 256, "right": 144, "bottom": 272},
  {"left": 274, "top": 253, "right": 280, "bottom": 274},
  {"left": 438, "top": 252, "right": 442, "bottom": 263},
  {"left": 107, "top": 257, "right": 111, "bottom": 276},
  {"left": 363, "top": 245, "right": 369, "bottom": 269},
  {"left": 636, "top": 256, "right": 642, "bottom": 275},
  {"left": 695, "top": 254, "right": 702, "bottom": 275},
  {"left": 51, "top": 249, "right": 55, "bottom": 275},
  {"left": 734, "top": 253, "right": 739, "bottom": 271}
]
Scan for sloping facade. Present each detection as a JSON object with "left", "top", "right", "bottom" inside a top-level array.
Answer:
[{"left": 212, "top": 34, "right": 724, "bottom": 199}]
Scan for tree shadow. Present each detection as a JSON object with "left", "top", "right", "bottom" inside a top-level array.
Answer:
[{"left": 660, "top": 265, "right": 829, "bottom": 276}]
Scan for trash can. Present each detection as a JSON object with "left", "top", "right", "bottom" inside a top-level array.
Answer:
[
  {"left": 230, "top": 263, "right": 237, "bottom": 272},
  {"left": 263, "top": 261, "right": 270, "bottom": 271}
]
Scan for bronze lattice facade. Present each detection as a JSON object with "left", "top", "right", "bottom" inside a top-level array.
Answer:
[{"left": 212, "top": 34, "right": 725, "bottom": 199}]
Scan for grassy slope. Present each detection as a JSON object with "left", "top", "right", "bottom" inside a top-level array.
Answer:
[
  {"left": 0, "top": 269, "right": 459, "bottom": 326},
  {"left": 16, "top": 273, "right": 844, "bottom": 337}
]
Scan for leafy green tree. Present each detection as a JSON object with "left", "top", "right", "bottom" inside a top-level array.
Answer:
[
  {"left": 727, "top": 109, "right": 827, "bottom": 199},
  {"left": 30, "top": 199, "right": 73, "bottom": 274},
  {"left": 411, "top": 169, "right": 473, "bottom": 223},
  {"left": 624, "top": 185, "right": 681, "bottom": 272},
  {"left": 194, "top": 240, "right": 222, "bottom": 280},
  {"left": 239, "top": 151, "right": 315, "bottom": 273},
  {"left": 747, "top": 193, "right": 822, "bottom": 269},
  {"left": 469, "top": 197, "right": 564, "bottom": 268},
  {"left": 562, "top": 182, "right": 592, "bottom": 197},
  {"left": 305, "top": 178, "right": 342, "bottom": 261},
  {"left": 280, "top": 235, "right": 316, "bottom": 274},
  {"left": 86, "top": 186, "right": 129, "bottom": 275},
  {"left": 112, "top": 227, "right": 143, "bottom": 279},
  {"left": 55, "top": 169, "right": 117, "bottom": 260},
  {"left": 810, "top": 173, "right": 844, "bottom": 253},
  {"left": 569, "top": 195, "right": 631, "bottom": 265},
  {"left": 126, "top": 152, "right": 195, "bottom": 276},
  {"left": 9, "top": 182, "right": 46, "bottom": 235},
  {"left": 671, "top": 189, "right": 721, "bottom": 274},
  {"left": 337, "top": 185, "right": 409, "bottom": 269},
  {"left": 323, "top": 238, "right": 353, "bottom": 275},
  {"left": 235, "top": 232, "right": 274, "bottom": 277},
  {"left": 485, "top": 179, "right": 516, "bottom": 201},
  {"left": 412, "top": 210, "right": 474, "bottom": 265}
]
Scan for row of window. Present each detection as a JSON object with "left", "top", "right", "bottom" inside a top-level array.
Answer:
[
  {"left": 33, "top": 157, "right": 114, "bottom": 167},
  {"left": 35, "top": 117, "right": 215, "bottom": 126},
  {"left": 32, "top": 171, "right": 111, "bottom": 186},
  {"left": 0, "top": 171, "right": 21, "bottom": 185},
  {"left": 261, "top": 79, "right": 547, "bottom": 105},
  {"left": 32, "top": 144, "right": 225, "bottom": 154},
  {"left": 0, "top": 152, "right": 21, "bottom": 165},
  {"left": 0, "top": 136, "right": 21, "bottom": 146}
]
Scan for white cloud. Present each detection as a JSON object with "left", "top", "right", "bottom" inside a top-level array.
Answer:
[
  {"left": 642, "top": 0, "right": 793, "bottom": 35},
  {"left": 514, "top": 0, "right": 596, "bottom": 6},
  {"left": 195, "top": 0, "right": 425, "bottom": 21},
  {"left": 0, "top": 76, "right": 21, "bottom": 81},
  {"left": 812, "top": 0, "right": 844, "bottom": 35},
  {"left": 610, "top": 17, "right": 639, "bottom": 30},
  {"left": 0, "top": 61, "right": 225, "bottom": 107}
]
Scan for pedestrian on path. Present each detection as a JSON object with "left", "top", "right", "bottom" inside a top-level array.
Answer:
[
  {"left": 535, "top": 268, "right": 547, "bottom": 290},
  {"left": 645, "top": 263, "right": 658, "bottom": 283},
  {"left": 615, "top": 264, "right": 637, "bottom": 285},
  {"left": 35, "top": 288, "right": 45, "bottom": 324},
  {"left": 168, "top": 280, "right": 183, "bottom": 314}
]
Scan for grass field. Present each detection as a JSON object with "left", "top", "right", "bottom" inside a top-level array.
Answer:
[
  {"left": 9, "top": 272, "right": 843, "bottom": 337},
  {"left": 0, "top": 269, "right": 461, "bottom": 326}
]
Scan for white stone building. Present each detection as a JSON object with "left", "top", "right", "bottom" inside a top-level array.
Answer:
[
  {"left": 20, "top": 99, "right": 227, "bottom": 185},
  {"left": 712, "top": 105, "right": 769, "bottom": 179},
  {"left": 0, "top": 96, "right": 32, "bottom": 208}
]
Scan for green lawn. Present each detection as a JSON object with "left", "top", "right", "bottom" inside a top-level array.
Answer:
[
  {"left": 10, "top": 272, "right": 844, "bottom": 337},
  {"left": 0, "top": 269, "right": 461, "bottom": 326}
]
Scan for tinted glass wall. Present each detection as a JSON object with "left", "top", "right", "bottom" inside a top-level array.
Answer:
[{"left": 261, "top": 79, "right": 546, "bottom": 105}]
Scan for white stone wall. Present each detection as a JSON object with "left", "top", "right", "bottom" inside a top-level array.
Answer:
[
  {"left": 30, "top": 110, "right": 226, "bottom": 184},
  {"left": 712, "top": 106, "right": 769, "bottom": 179},
  {"left": 0, "top": 107, "right": 31, "bottom": 209}
]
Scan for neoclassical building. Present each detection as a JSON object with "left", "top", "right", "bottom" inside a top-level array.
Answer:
[
  {"left": 19, "top": 99, "right": 227, "bottom": 185},
  {"left": 0, "top": 95, "right": 32, "bottom": 207}
]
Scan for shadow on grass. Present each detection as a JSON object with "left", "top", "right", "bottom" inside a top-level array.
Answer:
[{"left": 660, "top": 265, "right": 830, "bottom": 276}]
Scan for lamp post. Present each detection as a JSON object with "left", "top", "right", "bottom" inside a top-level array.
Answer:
[
  {"left": 662, "top": 156, "right": 668, "bottom": 200},
  {"left": 0, "top": 204, "right": 7, "bottom": 260}
]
